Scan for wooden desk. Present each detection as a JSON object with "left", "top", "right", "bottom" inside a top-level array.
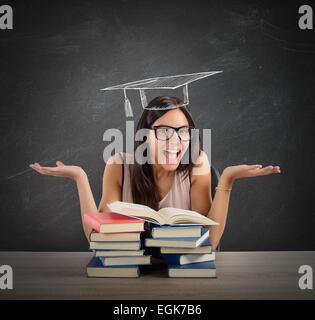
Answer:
[{"left": 0, "top": 251, "right": 314, "bottom": 300}]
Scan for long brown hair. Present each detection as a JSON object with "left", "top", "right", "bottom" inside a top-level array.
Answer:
[{"left": 129, "top": 96, "right": 201, "bottom": 210}]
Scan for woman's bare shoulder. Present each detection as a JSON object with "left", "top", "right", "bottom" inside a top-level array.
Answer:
[
  {"left": 106, "top": 152, "right": 134, "bottom": 165},
  {"left": 106, "top": 152, "right": 123, "bottom": 165},
  {"left": 102, "top": 153, "right": 124, "bottom": 187},
  {"left": 191, "top": 150, "right": 211, "bottom": 178}
]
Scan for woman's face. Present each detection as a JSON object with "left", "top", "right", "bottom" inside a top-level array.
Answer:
[{"left": 148, "top": 108, "right": 191, "bottom": 172}]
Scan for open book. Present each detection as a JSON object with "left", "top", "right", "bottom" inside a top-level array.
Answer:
[{"left": 107, "top": 201, "right": 219, "bottom": 226}]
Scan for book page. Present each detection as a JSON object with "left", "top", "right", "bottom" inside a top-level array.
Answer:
[
  {"left": 158, "top": 207, "right": 218, "bottom": 225},
  {"left": 107, "top": 201, "right": 162, "bottom": 224}
]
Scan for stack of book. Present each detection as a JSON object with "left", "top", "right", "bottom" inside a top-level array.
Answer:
[
  {"left": 146, "top": 225, "right": 216, "bottom": 278},
  {"left": 84, "top": 212, "right": 151, "bottom": 278},
  {"left": 106, "top": 201, "right": 219, "bottom": 278}
]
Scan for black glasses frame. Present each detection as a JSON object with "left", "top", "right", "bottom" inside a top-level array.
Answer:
[{"left": 150, "top": 125, "right": 195, "bottom": 141}]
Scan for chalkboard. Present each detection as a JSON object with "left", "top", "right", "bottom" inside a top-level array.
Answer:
[{"left": 0, "top": 0, "right": 314, "bottom": 251}]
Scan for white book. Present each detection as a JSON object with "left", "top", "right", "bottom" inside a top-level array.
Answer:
[
  {"left": 107, "top": 201, "right": 218, "bottom": 226},
  {"left": 89, "top": 241, "right": 141, "bottom": 250},
  {"left": 145, "top": 229, "right": 209, "bottom": 248},
  {"left": 160, "top": 246, "right": 212, "bottom": 254},
  {"left": 94, "top": 250, "right": 144, "bottom": 257},
  {"left": 152, "top": 226, "right": 203, "bottom": 238},
  {"left": 168, "top": 268, "right": 216, "bottom": 278},
  {"left": 89, "top": 231, "right": 141, "bottom": 242},
  {"left": 99, "top": 255, "right": 151, "bottom": 266}
]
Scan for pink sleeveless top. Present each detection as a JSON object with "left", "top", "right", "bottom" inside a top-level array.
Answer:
[{"left": 119, "top": 152, "right": 191, "bottom": 210}]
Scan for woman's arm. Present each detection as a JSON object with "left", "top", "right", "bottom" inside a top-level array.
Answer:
[
  {"left": 77, "top": 154, "right": 123, "bottom": 240},
  {"left": 190, "top": 151, "right": 212, "bottom": 215},
  {"left": 206, "top": 173, "right": 232, "bottom": 250},
  {"left": 190, "top": 152, "right": 229, "bottom": 249},
  {"left": 207, "top": 164, "right": 281, "bottom": 250},
  {"left": 98, "top": 154, "right": 123, "bottom": 213},
  {"left": 30, "top": 161, "right": 99, "bottom": 240},
  {"left": 190, "top": 153, "right": 231, "bottom": 249},
  {"left": 30, "top": 154, "right": 123, "bottom": 241},
  {"left": 189, "top": 152, "right": 281, "bottom": 250},
  {"left": 75, "top": 172, "right": 98, "bottom": 240}
]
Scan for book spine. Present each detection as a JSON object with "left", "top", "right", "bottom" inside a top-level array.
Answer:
[
  {"left": 161, "top": 254, "right": 181, "bottom": 265},
  {"left": 84, "top": 214, "right": 101, "bottom": 233}
]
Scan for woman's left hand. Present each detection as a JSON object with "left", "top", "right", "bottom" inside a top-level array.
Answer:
[{"left": 221, "top": 164, "right": 281, "bottom": 186}]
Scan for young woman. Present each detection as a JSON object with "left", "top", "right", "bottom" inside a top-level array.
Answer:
[{"left": 29, "top": 96, "right": 280, "bottom": 250}]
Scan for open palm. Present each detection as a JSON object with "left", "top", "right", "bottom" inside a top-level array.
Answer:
[
  {"left": 223, "top": 164, "right": 281, "bottom": 184},
  {"left": 29, "top": 161, "right": 85, "bottom": 180}
]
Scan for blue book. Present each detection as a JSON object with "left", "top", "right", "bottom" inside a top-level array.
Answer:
[
  {"left": 161, "top": 252, "right": 215, "bottom": 265},
  {"left": 86, "top": 256, "right": 139, "bottom": 278},
  {"left": 145, "top": 228, "right": 209, "bottom": 248},
  {"left": 98, "top": 255, "right": 151, "bottom": 266},
  {"left": 152, "top": 225, "right": 204, "bottom": 238},
  {"left": 168, "top": 261, "right": 216, "bottom": 278},
  {"left": 160, "top": 238, "right": 212, "bottom": 254}
]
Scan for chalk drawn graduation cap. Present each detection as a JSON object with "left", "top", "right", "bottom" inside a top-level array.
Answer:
[{"left": 100, "top": 71, "right": 223, "bottom": 117}]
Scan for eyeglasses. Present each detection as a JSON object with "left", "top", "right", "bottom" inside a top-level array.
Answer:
[{"left": 150, "top": 125, "right": 194, "bottom": 141}]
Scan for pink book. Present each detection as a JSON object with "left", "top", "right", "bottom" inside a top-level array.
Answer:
[{"left": 84, "top": 212, "right": 145, "bottom": 233}]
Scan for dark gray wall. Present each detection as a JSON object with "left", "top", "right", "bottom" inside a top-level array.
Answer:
[{"left": 0, "top": 0, "right": 314, "bottom": 251}]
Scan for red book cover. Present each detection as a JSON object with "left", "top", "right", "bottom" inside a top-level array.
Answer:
[{"left": 84, "top": 212, "right": 144, "bottom": 233}]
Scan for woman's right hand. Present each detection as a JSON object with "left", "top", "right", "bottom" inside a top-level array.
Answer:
[{"left": 29, "top": 161, "right": 86, "bottom": 181}]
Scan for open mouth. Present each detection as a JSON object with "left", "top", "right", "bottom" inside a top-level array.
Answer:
[{"left": 163, "top": 150, "right": 181, "bottom": 162}]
